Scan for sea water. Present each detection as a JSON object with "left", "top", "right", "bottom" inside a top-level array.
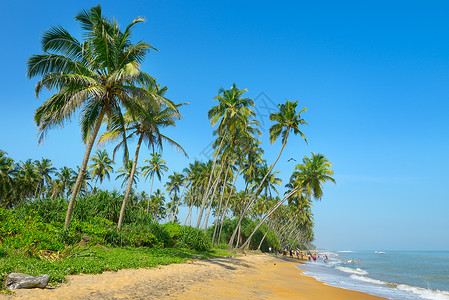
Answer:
[{"left": 295, "top": 250, "right": 449, "bottom": 299}]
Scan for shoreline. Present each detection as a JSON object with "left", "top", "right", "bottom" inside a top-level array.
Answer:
[{"left": 2, "top": 254, "right": 384, "bottom": 299}]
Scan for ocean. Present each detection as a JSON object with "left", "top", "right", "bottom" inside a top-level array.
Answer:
[{"left": 295, "top": 250, "right": 449, "bottom": 299}]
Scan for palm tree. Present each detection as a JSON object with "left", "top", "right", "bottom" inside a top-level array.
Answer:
[
  {"left": 115, "top": 160, "right": 139, "bottom": 189},
  {"left": 27, "top": 5, "right": 167, "bottom": 230},
  {"left": 88, "top": 150, "right": 114, "bottom": 192},
  {"left": 99, "top": 81, "right": 186, "bottom": 230},
  {"left": 197, "top": 84, "right": 257, "bottom": 228},
  {"left": 165, "top": 172, "right": 184, "bottom": 222},
  {"left": 141, "top": 153, "right": 168, "bottom": 214},
  {"left": 54, "top": 166, "right": 77, "bottom": 199},
  {"left": 147, "top": 189, "right": 166, "bottom": 221},
  {"left": 34, "top": 158, "right": 56, "bottom": 198},
  {"left": 230, "top": 100, "right": 307, "bottom": 248},
  {"left": 240, "top": 153, "right": 334, "bottom": 250},
  {"left": 0, "top": 152, "right": 19, "bottom": 207}
]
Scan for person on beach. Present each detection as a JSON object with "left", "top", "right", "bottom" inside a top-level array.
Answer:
[{"left": 269, "top": 247, "right": 272, "bottom": 253}]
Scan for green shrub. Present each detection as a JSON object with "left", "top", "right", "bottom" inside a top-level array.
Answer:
[{"left": 178, "top": 226, "right": 210, "bottom": 251}]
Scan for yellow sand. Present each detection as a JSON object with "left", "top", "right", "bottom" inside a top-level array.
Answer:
[{"left": 2, "top": 254, "right": 384, "bottom": 299}]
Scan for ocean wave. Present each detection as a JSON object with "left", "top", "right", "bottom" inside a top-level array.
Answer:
[
  {"left": 350, "top": 274, "right": 391, "bottom": 286},
  {"left": 338, "top": 250, "right": 355, "bottom": 253},
  {"left": 397, "top": 284, "right": 449, "bottom": 300},
  {"left": 374, "top": 251, "right": 387, "bottom": 254},
  {"left": 336, "top": 266, "right": 369, "bottom": 275},
  {"left": 350, "top": 275, "right": 449, "bottom": 300}
]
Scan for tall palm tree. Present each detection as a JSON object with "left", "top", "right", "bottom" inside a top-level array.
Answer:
[
  {"left": 27, "top": 5, "right": 167, "bottom": 230},
  {"left": 230, "top": 100, "right": 307, "bottom": 248},
  {"left": 100, "top": 81, "right": 186, "bottom": 230},
  {"left": 141, "top": 153, "right": 168, "bottom": 214},
  {"left": 197, "top": 84, "right": 257, "bottom": 228},
  {"left": 88, "top": 150, "right": 114, "bottom": 192}
]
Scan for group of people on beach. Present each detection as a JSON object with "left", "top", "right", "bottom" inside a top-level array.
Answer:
[{"left": 269, "top": 247, "right": 327, "bottom": 262}]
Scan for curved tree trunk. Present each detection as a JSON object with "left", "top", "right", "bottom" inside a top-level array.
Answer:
[
  {"left": 228, "top": 136, "right": 288, "bottom": 248},
  {"left": 211, "top": 163, "right": 230, "bottom": 245},
  {"left": 117, "top": 133, "right": 144, "bottom": 231},
  {"left": 172, "top": 181, "right": 187, "bottom": 223},
  {"left": 257, "top": 227, "right": 270, "bottom": 250},
  {"left": 64, "top": 109, "right": 106, "bottom": 230},
  {"left": 146, "top": 175, "right": 155, "bottom": 214},
  {"left": 239, "top": 186, "right": 300, "bottom": 250},
  {"left": 196, "top": 136, "right": 225, "bottom": 228},
  {"left": 203, "top": 162, "right": 227, "bottom": 232},
  {"left": 217, "top": 164, "right": 241, "bottom": 247},
  {"left": 91, "top": 176, "right": 99, "bottom": 195}
]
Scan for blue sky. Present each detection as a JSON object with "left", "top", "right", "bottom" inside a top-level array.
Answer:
[{"left": 1, "top": 0, "right": 448, "bottom": 250}]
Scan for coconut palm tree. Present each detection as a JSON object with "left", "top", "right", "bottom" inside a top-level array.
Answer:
[
  {"left": 141, "top": 153, "right": 168, "bottom": 214},
  {"left": 27, "top": 5, "right": 168, "bottom": 230},
  {"left": 34, "top": 158, "right": 57, "bottom": 198},
  {"left": 230, "top": 100, "right": 307, "bottom": 248},
  {"left": 165, "top": 172, "right": 184, "bottom": 222},
  {"left": 99, "top": 81, "right": 186, "bottom": 230},
  {"left": 115, "top": 160, "right": 139, "bottom": 189},
  {"left": 0, "top": 152, "right": 19, "bottom": 207},
  {"left": 88, "top": 150, "right": 114, "bottom": 192},
  {"left": 197, "top": 84, "right": 257, "bottom": 228}
]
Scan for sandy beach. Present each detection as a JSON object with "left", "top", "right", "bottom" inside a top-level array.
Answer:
[{"left": 2, "top": 253, "right": 383, "bottom": 300}]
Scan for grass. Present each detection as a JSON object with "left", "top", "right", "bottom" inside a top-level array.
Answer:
[{"left": 0, "top": 245, "right": 234, "bottom": 293}]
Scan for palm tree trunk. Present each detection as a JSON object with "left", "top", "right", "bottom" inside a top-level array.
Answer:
[
  {"left": 146, "top": 175, "right": 155, "bottom": 214},
  {"left": 217, "top": 164, "right": 241, "bottom": 247},
  {"left": 91, "top": 176, "right": 99, "bottom": 195},
  {"left": 196, "top": 136, "right": 225, "bottom": 228},
  {"left": 211, "top": 163, "right": 230, "bottom": 245},
  {"left": 64, "top": 109, "right": 106, "bottom": 230},
  {"left": 172, "top": 181, "right": 187, "bottom": 223},
  {"left": 257, "top": 220, "right": 273, "bottom": 250},
  {"left": 229, "top": 136, "right": 288, "bottom": 248},
  {"left": 202, "top": 163, "right": 225, "bottom": 231},
  {"left": 239, "top": 186, "right": 300, "bottom": 250},
  {"left": 228, "top": 181, "right": 249, "bottom": 248},
  {"left": 118, "top": 133, "right": 144, "bottom": 231}
]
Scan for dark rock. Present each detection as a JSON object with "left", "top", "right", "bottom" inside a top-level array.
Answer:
[{"left": 5, "top": 273, "right": 50, "bottom": 289}]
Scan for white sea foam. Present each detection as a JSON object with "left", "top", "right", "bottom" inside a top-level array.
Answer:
[
  {"left": 350, "top": 275, "right": 449, "bottom": 300},
  {"left": 350, "top": 274, "right": 387, "bottom": 285},
  {"left": 374, "top": 251, "right": 387, "bottom": 254},
  {"left": 336, "top": 266, "right": 369, "bottom": 275},
  {"left": 397, "top": 284, "right": 449, "bottom": 300},
  {"left": 338, "top": 250, "right": 355, "bottom": 253}
]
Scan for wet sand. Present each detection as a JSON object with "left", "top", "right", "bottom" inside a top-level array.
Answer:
[{"left": 2, "top": 254, "right": 384, "bottom": 299}]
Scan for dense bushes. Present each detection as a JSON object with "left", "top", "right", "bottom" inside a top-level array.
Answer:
[{"left": 0, "top": 192, "right": 212, "bottom": 254}]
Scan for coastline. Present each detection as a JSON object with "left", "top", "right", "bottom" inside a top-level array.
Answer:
[{"left": 2, "top": 254, "right": 384, "bottom": 300}]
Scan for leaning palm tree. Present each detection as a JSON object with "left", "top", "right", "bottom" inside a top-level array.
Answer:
[
  {"left": 88, "top": 150, "right": 114, "bottom": 192},
  {"left": 99, "top": 81, "right": 186, "bottom": 230},
  {"left": 141, "top": 153, "right": 168, "bottom": 214},
  {"left": 27, "top": 5, "right": 167, "bottom": 230},
  {"left": 240, "top": 153, "right": 334, "bottom": 250}
]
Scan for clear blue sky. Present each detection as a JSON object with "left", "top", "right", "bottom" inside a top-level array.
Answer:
[{"left": 1, "top": 0, "right": 448, "bottom": 250}]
